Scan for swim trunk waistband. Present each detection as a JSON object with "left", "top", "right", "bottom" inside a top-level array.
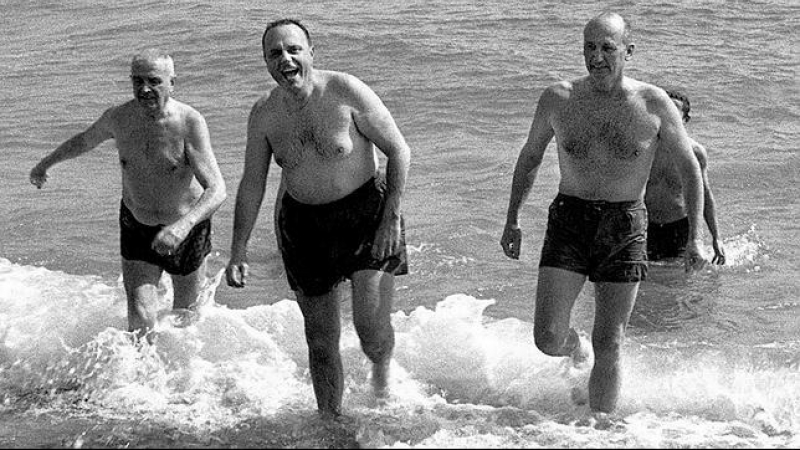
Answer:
[
  {"left": 554, "top": 192, "right": 644, "bottom": 210},
  {"left": 282, "top": 176, "right": 378, "bottom": 213}
]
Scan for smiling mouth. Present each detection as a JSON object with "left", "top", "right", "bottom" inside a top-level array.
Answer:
[{"left": 281, "top": 67, "right": 300, "bottom": 79}]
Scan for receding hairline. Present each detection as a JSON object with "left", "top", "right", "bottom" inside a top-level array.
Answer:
[
  {"left": 261, "top": 18, "right": 312, "bottom": 51},
  {"left": 131, "top": 48, "right": 175, "bottom": 76},
  {"left": 585, "top": 12, "right": 632, "bottom": 44}
]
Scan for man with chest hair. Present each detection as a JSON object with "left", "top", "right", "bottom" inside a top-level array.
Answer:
[
  {"left": 225, "top": 18, "right": 411, "bottom": 419},
  {"left": 500, "top": 12, "right": 707, "bottom": 417},
  {"left": 30, "top": 49, "right": 227, "bottom": 340}
]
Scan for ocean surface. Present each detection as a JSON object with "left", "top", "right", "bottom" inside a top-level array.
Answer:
[{"left": 1, "top": 0, "right": 798, "bottom": 448}]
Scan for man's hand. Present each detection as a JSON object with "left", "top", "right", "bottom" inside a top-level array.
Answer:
[
  {"left": 711, "top": 240, "right": 726, "bottom": 265},
  {"left": 370, "top": 215, "right": 402, "bottom": 261},
  {"left": 501, "top": 223, "right": 522, "bottom": 259},
  {"left": 152, "top": 223, "right": 190, "bottom": 257},
  {"left": 684, "top": 239, "right": 708, "bottom": 273},
  {"left": 30, "top": 164, "right": 48, "bottom": 189},
  {"left": 225, "top": 260, "right": 249, "bottom": 288}
]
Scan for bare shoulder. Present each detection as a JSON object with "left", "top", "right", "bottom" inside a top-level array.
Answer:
[
  {"left": 249, "top": 87, "right": 280, "bottom": 118},
  {"left": 322, "top": 70, "right": 380, "bottom": 106},
  {"left": 324, "top": 70, "right": 368, "bottom": 91},
  {"left": 105, "top": 100, "right": 137, "bottom": 123},
  {"left": 539, "top": 79, "right": 574, "bottom": 110},
  {"left": 630, "top": 78, "right": 672, "bottom": 109},
  {"left": 171, "top": 99, "right": 207, "bottom": 125}
]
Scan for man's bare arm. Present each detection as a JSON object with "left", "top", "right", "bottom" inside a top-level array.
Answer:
[
  {"left": 30, "top": 109, "right": 115, "bottom": 188},
  {"left": 500, "top": 85, "right": 558, "bottom": 259},
  {"left": 226, "top": 100, "right": 274, "bottom": 287},
  {"left": 658, "top": 91, "right": 707, "bottom": 269},
  {"left": 178, "top": 110, "right": 227, "bottom": 228},
  {"left": 350, "top": 76, "right": 411, "bottom": 260},
  {"left": 693, "top": 140, "right": 725, "bottom": 264}
]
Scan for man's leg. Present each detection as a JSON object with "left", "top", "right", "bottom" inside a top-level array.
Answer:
[
  {"left": 351, "top": 269, "right": 395, "bottom": 399},
  {"left": 171, "top": 257, "right": 208, "bottom": 310},
  {"left": 534, "top": 267, "right": 587, "bottom": 358},
  {"left": 589, "top": 281, "right": 639, "bottom": 413},
  {"left": 296, "top": 285, "right": 345, "bottom": 418},
  {"left": 121, "top": 258, "right": 163, "bottom": 339}
]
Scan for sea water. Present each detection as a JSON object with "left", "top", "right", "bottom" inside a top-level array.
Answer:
[{"left": 0, "top": 0, "right": 798, "bottom": 447}]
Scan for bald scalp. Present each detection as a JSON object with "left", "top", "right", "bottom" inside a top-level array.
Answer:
[{"left": 585, "top": 12, "right": 631, "bottom": 44}]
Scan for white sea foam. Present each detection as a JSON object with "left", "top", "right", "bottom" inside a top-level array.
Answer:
[{"left": 0, "top": 257, "right": 796, "bottom": 447}]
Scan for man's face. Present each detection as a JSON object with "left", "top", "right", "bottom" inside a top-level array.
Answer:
[
  {"left": 583, "top": 20, "right": 632, "bottom": 84},
  {"left": 130, "top": 58, "right": 174, "bottom": 112},
  {"left": 672, "top": 98, "right": 689, "bottom": 123},
  {"left": 262, "top": 24, "right": 314, "bottom": 91}
]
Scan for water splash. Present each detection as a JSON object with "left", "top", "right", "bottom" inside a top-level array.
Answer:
[{"left": 0, "top": 258, "right": 796, "bottom": 448}]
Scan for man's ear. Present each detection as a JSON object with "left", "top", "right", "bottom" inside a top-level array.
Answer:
[{"left": 624, "top": 43, "right": 635, "bottom": 61}]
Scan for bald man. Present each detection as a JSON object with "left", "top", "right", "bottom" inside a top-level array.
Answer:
[
  {"left": 30, "top": 48, "right": 227, "bottom": 340},
  {"left": 500, "top": 12, "right": 707, "bottom": 414}
]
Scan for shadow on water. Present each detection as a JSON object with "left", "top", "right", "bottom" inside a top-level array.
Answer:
[{"left": 629, "top": 260, "right": 720, "bottom": 333}]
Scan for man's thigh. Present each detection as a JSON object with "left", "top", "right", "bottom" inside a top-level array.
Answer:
[
  {"left": 593, "top": 281, "right": 640, "bottom": 342},
  {"left": 534, "top": 267, "right": 587, "bottom": 335}
]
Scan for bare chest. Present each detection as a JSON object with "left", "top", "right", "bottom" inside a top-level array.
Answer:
[
  {"left": 268, "top": 106, "right": 358, "bottom": 169},
  {"left": 556, "top": 101, "right": 658, "bottom": 163},
  {"left": 115, "top": 121, "right": 188, "bottom": 173}
]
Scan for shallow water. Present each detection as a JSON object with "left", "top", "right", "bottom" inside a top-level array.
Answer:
[{"left": 0, "top": 0, "right": 798, "bottom": 448}]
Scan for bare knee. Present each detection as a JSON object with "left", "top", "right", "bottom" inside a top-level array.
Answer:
[
  {"left": 351, "top": 271, "right": 395, "bottom": 363},
  {"left": 592, "top": 333, "right": 623, "bottom": 361},
  {"left": 535, "top": 326, "right": 574, "bottom": 356},
  {"left": 356, "top": 323, "right": 395, "bottom": 364}
]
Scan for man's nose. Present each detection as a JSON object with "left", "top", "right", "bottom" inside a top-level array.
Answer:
[{"left": 277, "top": 50, "right": 292, "bottom": 62}]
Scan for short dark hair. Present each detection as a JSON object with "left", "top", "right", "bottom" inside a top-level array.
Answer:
[
  {"left": 261, "top": 18, "right": 312, "bottom": 54},
  {"left": 665, "top": 89, "right": 691, "bottom": 123}
]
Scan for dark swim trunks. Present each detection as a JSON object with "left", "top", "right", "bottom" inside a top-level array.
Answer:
[
  {"left": 647, "top": 216, "right": 689, "bottom": 261},
  {"left": 119, "top": 200, "right": 212, "bottom": 276},
  {"left": 278, "top": 176, "right": 409, "bottom": 297},
  {"left": 539, "top": 193, "right": 648, "bottom": 283}
]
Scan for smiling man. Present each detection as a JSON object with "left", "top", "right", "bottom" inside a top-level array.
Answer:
[
  {"left": 30, "top": 48, "right": 227, "bottom": 340},
  {"left": 500, "top": 12, "right": 707, "bottom": 416},
  {"left": 225, "top": 19, "right": 411, "bottom": 419}
]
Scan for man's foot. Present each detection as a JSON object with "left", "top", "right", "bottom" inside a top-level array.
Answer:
[
  {"left": 575, "top": 411, "right": 624, "bottom": 430},
  {"left": 156, "top": 308, "right": 199, "bottom": 329},
  {"left": 318, "top": 409, "right": 354, "bottom": 426},
  {"left": 371, "top": 360, "right": 391, "bottom": 403},
  {"left": 570, "top": 386, "right": 588, "bottom": 406},
  {"left": 569, "top": 330, "right": 592, "bottom": 368}
]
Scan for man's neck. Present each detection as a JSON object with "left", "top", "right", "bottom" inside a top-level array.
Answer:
[{"left": 140, "top": 98, "right": 171, "bottom": 120}]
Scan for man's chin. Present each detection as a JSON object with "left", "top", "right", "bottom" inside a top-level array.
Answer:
[{"left": 137, "top": 99, "right": 162, "bottom": 111}]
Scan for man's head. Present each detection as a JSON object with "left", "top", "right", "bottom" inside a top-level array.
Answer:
[
  {"left": 130, "top": 49, "right": 175, "bottom": 112},
  {"left": 583, "top": 12, "right": 634, "bottom": 88},
  {"left": 665, "top": 89, "right": 692, "bottom": 123},
  {"left": 261, "top": 19, "right": 314, "bottom": 91}
]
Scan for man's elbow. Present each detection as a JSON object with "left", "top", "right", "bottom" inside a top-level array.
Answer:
[{"left": 206, "top": 181, "right": 228, "bottom": 209}]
